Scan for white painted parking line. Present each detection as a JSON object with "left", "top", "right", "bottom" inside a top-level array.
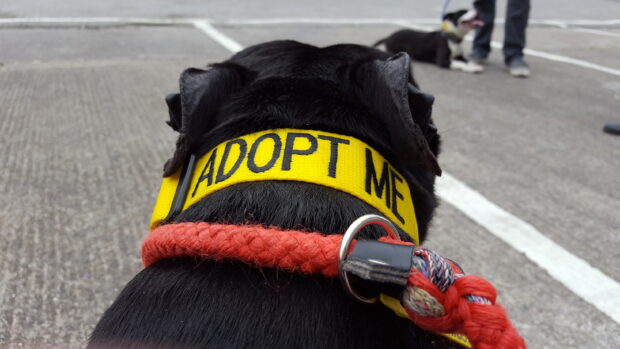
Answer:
[
  {"left": 532, "top": 19, "right": 620, "bottom": 27},
  {"left": 194, "top": 21, "right": 620, "bottom": 325},
  {"left": 572, "top": 27, "right": 620, "bottom": 38},
  {"left": 437, "top": 173, "right": 620, "bottom": 324},
  {"left": 0, "top": 17, "right": 194, "bottom": 25},
  {"left": 484, "top": 41, "right": 620, "bottom": 77},
  {"left": 522, "top": 47, "right": 620, "bottom": 77},
  {"left": 193, "top": 20, "right": 244, "bottom": 53},
  {"left": 493, "top": 42, "right": 620, "bottom": 77}
]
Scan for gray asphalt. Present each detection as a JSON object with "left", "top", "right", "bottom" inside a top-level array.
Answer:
[
  {"left": 1, "top": 1, "right": 620, "bottom": 348},
  {"left": 2, "top": 0, "right": 620, "bottom": 21}
]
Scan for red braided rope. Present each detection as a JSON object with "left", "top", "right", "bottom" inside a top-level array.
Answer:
[
  {"left": 142, "top": 222, "right": 343, "bottom": 276},
  {"left": 405, "top": 273, "right": 526, "bottom": 349},
  {"left": 142, "top": 222, "right": 526, "bottom": 348}
]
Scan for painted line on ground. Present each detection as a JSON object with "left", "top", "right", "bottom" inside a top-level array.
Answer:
[
  {"left": 504, "top": 43, "right": 620, "bottom": 77},
  {"left": 195, "top": 21, "right": 620, "bottom": 325},
  {"left": 193, "top": 20, "right": 244, "bottom": 53},
  {"left": 0, "top": 17, "right": 194, "bottom": 25},
  {"left": 437, "top": 173, "right": 620, "bottom": 324},
  {"left": 531, "top": 18, "right": 620, "bottom": 27},
  {"left": 571, "top": 27, "right": 620, "bottom": 38},
  {"left": 193, "top": 20, "right": 244, "bottom": 55}
]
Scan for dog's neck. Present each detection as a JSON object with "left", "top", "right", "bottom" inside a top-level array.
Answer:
[
  {"left": 447, "top": 40, "right": 464, "bottom": 60},
  {"left": 441, "top": 21, "right": 471, "bottom": 43},
  {"left": 442, "top": 31, "right": 464, "bottom": 43}
]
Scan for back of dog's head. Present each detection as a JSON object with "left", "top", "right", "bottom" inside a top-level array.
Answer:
[{"left": 163, "top": 40, "right": 441, "bottom": 240}]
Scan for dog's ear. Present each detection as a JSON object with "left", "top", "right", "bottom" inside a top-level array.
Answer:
[
  {"left": 350, "top": 52, "right": 441, "bottom": 176},
  {"left": 443, "top": 9, "right": 467, "bottom": 23},
  {"left": 407, "top": 83, "right": 435, "bottom": 135},
  {"left": 163, "top": 63, "right": 251, "bottom": 176},
  {"left": 165, "top": 93, "right": 182, "bottom": 132}
]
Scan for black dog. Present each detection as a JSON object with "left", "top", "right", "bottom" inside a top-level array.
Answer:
[
  {"left": 374, "top": 10, "right": 483, "bottom": 72},
  {"left": 88, "top": 40, "right": 461, "bottom": 349}
]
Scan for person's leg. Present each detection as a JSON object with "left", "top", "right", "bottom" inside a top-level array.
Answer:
[
  {"left": 471, "top": 0, "right": 496, "bottom": 60},
  {"left": 503, "top": 0, "right": 530, "bottom": 63}
]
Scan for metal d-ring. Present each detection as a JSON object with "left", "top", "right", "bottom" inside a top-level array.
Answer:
[{"left": 338, "top": 214, "right": 401, "bottom": 304}]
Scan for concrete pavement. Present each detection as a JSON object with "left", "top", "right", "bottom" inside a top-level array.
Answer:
[{"left": 1, "top": 2, "right": 620, "bottom": 348}]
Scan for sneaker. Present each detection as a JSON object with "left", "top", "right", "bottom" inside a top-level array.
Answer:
[
  {"left": 507, "top": 56, "right": 530, "bottom": 78},
  {"left": 465, "top": 51, "right": 487, "bottom": 73},
  {"left": 468, "top": 51, "right": 488, "bottom": 65},
  {"left": 460, "top": 60, "right": 484, "bottom": 73},
  {"left": 603, "top": 122, "right": 620, "bottom": 136}
]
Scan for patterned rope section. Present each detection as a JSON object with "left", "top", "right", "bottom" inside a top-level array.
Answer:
[
  {"left": 402, "top": 248, "right": 526, "bottom": 349},
  {"left": 143, "top": 222, "right": 526, "bottom": 348},
  {"left": 142, "top": 222, "right": 343, "bottom": 277}
]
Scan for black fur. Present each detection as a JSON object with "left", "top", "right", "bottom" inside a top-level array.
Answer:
[
  {"left": 374, "top": 10, "right": 470, "bottom": 68},
  {"left": 89, "top": 40, "right": 459, "bottom": 349}
]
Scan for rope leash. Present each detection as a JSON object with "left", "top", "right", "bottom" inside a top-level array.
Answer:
[
  {"left": 142, "top": 221, "right": 526, "bottom": 349},
  {"left": 441, "top": 0, "right": 453, "bottom": 20}
]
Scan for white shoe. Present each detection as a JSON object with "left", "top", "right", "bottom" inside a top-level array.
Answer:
[{"left": 451, "top": 60, "right": 484, "bottom": 73}]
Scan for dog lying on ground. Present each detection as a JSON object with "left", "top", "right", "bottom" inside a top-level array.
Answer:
[
  {"left": 374, "top": 9, "right": 483, "bottom": 72},
  {"left": 88, "top": 40, "right": 466, "bottom": 349}
]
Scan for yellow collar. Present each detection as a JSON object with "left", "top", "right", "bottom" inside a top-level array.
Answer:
[
  {"left": 150, "top": 128, "right": 419, "bottom": 243},
  {"left": 441, "top": 21, "right": 465, "bottom": 42}
]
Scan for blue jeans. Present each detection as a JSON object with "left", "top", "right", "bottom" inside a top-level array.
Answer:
[{"left": 472, "top": 0, "right": 530, "bottom": 63}]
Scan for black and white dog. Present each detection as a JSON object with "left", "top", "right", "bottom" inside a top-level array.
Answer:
[{"left": 374, "top": 10, "right": 483, "bottom": 72}]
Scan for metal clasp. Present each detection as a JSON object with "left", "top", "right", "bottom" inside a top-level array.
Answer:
[{"left": 338, "top": 214, "right": 401, "bottom": 303}]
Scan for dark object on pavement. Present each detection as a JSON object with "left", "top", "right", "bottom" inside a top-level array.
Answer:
[
  {"left": 603, "top": 122, "right": 620, "bottom": 135},
  {"left": 506, "top": 56, "right": 531, "bottom": 77}
]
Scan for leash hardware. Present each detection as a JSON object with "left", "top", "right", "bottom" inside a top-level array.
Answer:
[{"left": 338, "top": 214, "right": 401, "bottom": 304}]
